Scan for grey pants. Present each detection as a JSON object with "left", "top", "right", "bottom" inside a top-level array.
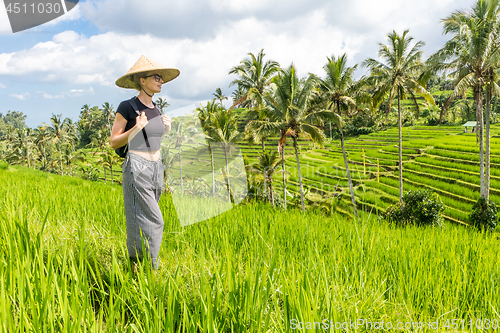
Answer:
[{"left": 122, "top": 152, "right": 165, "bottom": 269}]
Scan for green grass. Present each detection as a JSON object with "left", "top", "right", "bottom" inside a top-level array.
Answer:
[
  {"left": 427, "top": 148, "right": 500, "bottom": 164},
  {"left": 1, "top": 166, "right": 500, "bottom": 331}
]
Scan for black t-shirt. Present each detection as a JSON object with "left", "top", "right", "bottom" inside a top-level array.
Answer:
[{"left": 116, "top": 97, "right": 166, "bottom": 151}]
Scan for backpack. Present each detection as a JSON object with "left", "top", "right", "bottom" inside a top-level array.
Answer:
[{"left": 115, "top": 96, "right": 152, "bottom": 158}]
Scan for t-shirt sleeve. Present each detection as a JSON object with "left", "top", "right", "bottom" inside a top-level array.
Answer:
[{"left": 116, "top": 101, "right": 132, "bottom": 121}]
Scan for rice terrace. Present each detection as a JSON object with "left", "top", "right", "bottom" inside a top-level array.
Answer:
[{"left": 1, "top": 0, "right": 500, "bottom": 332}]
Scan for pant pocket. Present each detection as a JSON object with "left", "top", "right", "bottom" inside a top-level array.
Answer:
[{"left": 130, "top": 158, "right": 147, "bottom": 182}]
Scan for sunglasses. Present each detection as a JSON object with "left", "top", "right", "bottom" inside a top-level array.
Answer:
[{"left": 144, "top": 74, "right": 164, "bottom": 83}]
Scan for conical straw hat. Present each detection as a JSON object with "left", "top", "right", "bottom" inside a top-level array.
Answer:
[{"left": 115, "top": 55, "right": 180, "bottom": 89}]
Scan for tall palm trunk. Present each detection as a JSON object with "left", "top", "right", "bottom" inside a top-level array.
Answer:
[
  {"left": 475, "top": 85, "right": 485, "bottom": 198},
  {"left": 110, "top": 160, "right": 114, "bottom": 185},
  {"left": 292, "top": 136, "right": 305, "bottom": 211},
  {"left": 340, "top": 127, "right": 358, "bottom": 220},
  {"left": 398, "top": 93, "right": 403, "bottom": 202},
  {"left": 209, "top": 142, "right": 215, "bottom": 198},
  {"left": 41, "top": 143, "right": 46, "bottom": 168},
  {"left": 385, "top": 91, "right": 395, "bottom": 121},
  {"left": 26, "top": 140, "right": 30, "bottom": 169},
  {"left": 58, "top": 141, "right": 63, "bottom": 175},
  {"left": 268, "top": 176, "right": 274, "bottom": 207},
  {"left": 485, "top": 83, "right": 491, "bottom": 201},
  {"left": 178, "top": 145, "right": 184, "bottom": 195},
  {"left": 223, "top": 145, "right": 234, "bottom": 204},
  {"left": 281, "top": 147, "right": 287, "bottom": 210}
]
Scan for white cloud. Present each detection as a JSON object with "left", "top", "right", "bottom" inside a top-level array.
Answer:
[
  {"left": 0, "top": 11, "right": 359, "bottom": 100},
  {"left": 43, "top": 93, "right": 64, "bottom": 99},
  {"left": 10, "top": 92, "right": 31, "bottom": 100},
  {"left": 41, "top": 86, "right": 94, "bottom": 99},
  {"left": 79, "top": 0, "right": 474, "bottom": 44},
  {"left": 53, "top": 30, "right": 81, "bottom": 43},
  {"left": 68, "top": 86, "right": 94, "bottom": 96},
  {"left": 0, "top": 0, "right": 477, "bottom": 105},
  {"left": 0, "top": 83, "right": 6, "bottom": 88}
]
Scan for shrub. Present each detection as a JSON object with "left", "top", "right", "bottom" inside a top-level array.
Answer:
[
  {"left": 330, "top": 123, "right": 374, "bottom": 139},
  {"left": 381, "top": 189, "right": 444, "bottom": 227},
  {"left": 469, "top": 198, "right": 498, "bottom": 232},
  {"left": 0, "top": 160, "right": 8, "bottom": 171}
]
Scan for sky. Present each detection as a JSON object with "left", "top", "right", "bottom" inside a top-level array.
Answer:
[{"left": 0, "top": 0, "right": 475, "bottom": 128}]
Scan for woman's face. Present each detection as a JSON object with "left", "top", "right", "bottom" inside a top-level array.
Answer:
[{"left": 140, "top": 73, "right": 164, "bottom": 94}]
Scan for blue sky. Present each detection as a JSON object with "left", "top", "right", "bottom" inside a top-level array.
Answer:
[{"left": 1, "top": 0, "right": 474, "bottom": 128}]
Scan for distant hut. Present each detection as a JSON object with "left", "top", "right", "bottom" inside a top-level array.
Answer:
[{"left": 462, "top": 121, "right": 477, "bottom": 133}]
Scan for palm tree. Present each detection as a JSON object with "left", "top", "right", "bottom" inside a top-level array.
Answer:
[
  {"left": 80, "top": 104, "right": 91, "bottom": 119},
  {"left": 363, "top": 30, "right": 435, "bottom": 202},
  {"left": 251, "top": 149, "right": 282, "bottom": 207},
  {"left": 101, "top": 102, "right": 115, "bottom": 133},
  {"left": 166, "top": 116, "right": 200, "bottom": 195},
  {"left": 241, "top": 103, "right": 271, "bottom": 151},
  {"left": 204, "top": 108, "right": 244, "bottom": 204},
  {"left": 61, "top": 143, "right": 86, "bottom": 176},
  {"left": 33, "top": 125, "right": 50, "bottom": 169},
  {"left": 6, "top": 128, "right": 30, "bottom": 167},
  {"left": 231, "top": 85, "right": 250, "bottom": 108},
  {"left": 63, "top": 117, "right": 78, "bottom": 150},
  {"left": 88, "top": 127, "right": 111, "bottom": 182},
  {"left": 5, "top": 124, "right": 15, "bottom": 151},
  {"left": 229, "top": 49, "right": 280, "bottom": 150},
  {"left": 15, "top": 127, "right": 34, "bottom": 168},
  {"left": 484, "top": 67, "right": 500, "bottom": 200},
  {"left": 155, "top": 97, "right": 170, "bottom": 114},
  {"left": 43, "top": 114, "right": 72, "bottom": 175},
  {"left": 196, "top": 100, "right": 222, "bottom": 197},
  {"left": 160, "top": 146, "right": 177, "bottom": 191},
  {"left": 105, "top": 146, "right": 117, "bottom": 184},
  {"left": 319, "top": 54, "right": 369, "bottom": 220},
  {"left": 229, "top": 49, "right": 280, "bottom": 110},
  {"left": 247, "top": 65, "right": 327, "bottom": 211},
  {"left": 213, "top": 88, "right": 228, "bottom": 106},
  {"left": 428, "top": 0, "right": 500, "bottom": 201},
  {"left": 77, "top": 104, "right": 94, "bottom": 146}
]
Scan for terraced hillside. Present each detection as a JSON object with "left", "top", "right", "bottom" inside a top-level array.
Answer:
[
  {"left": 81, "top": 120, "right": 500, "bottom": 226},
  {"left": 273, "top": 124, "right": 500, "bottom": 225}
]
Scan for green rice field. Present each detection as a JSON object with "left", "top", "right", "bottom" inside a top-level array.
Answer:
[
  {"left": 1, "top": 163, "right": 499, "bottom": 331},
  {"left": 90, "top": 123, "right": 500, "bottom": 226},
  {"left": 271, "top": 124, "right": 500, "bottom": 225}
]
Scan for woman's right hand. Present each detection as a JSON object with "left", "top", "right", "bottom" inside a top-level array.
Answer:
[{"left": 136, "top": 111, "right": 149, "bottom": 129}]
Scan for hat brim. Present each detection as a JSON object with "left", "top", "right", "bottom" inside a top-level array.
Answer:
[{"left": 115, "top": 68, "right": 180, "bottom": 89}]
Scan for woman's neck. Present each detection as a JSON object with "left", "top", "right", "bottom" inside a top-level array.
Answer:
[{"left": 137, "top": 90, "right": 154, "bottom": 108}]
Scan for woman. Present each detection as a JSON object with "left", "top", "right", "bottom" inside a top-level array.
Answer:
[{"left": 110, "top": 55, "right": 180, "bottom": 269}]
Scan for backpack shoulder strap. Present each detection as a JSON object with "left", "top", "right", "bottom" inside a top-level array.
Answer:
[
  {"left": 128, "top": 96, "right": 150, "bottom": 149},
  {"left": 129, "top": 96, "right": 141, "bottom": 116}
]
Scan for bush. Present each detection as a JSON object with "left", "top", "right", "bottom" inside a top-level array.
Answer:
[
  {"left": 469, "top": 198, "right": 498, "bottom": 232},
  {"left": 381, "top": 189, "right": 444, "bottom": 227},
  {"left": 425, "top": 112, "right": 444, "bottom": 126},
  {"left": 330, "top": 123, "right": 374, "bottom": 139},
  {"left": 0, "top": 160, "right": 8, "bottom": 171}
]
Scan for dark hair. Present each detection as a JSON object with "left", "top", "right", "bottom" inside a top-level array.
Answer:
[{"left": 132, "top": 73, "right": 146, "bottom": 91}]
